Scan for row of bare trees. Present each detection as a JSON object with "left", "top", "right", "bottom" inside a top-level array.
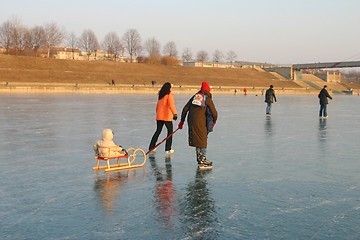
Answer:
[
  {"left": 0, "top": 17, "right": 65, "bottom": 57},
  {"left": 343, "top": 70, "right": 360, "bottom": 84},
  {"left": 0, "top": 17, "right": 238, "bottom": 64}
]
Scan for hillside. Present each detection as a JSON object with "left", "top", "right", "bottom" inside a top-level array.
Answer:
[{"left": 0, "top": 54, "right": 300, "bottom": 89}]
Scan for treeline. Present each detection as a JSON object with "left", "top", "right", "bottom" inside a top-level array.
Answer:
[
  {"left": 0, "top": 16, "right": 238, "bottom": 65},
  {"left": 343, "top": 71, "right": 360, "bottom": 84}
]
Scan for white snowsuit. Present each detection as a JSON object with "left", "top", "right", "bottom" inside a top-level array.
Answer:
[{"left": 93, "top": 128, "right": 125, "bottom": 157}]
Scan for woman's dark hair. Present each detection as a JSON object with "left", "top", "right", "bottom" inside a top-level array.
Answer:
[{"left": 158, "top": 82, "right": 172, "bottom": 100}]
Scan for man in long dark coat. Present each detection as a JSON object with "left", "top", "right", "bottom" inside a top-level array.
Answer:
[{"left": 178, "top": 82, "right": 218, "bottom": 167}]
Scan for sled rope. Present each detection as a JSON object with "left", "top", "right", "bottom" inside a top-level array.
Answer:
[{"left": 146, "top": 128, "right": 179, "bottom": 155}]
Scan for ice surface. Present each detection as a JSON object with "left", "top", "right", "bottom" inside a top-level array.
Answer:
[{"left": 1, "top": 93, "right": 360, "bottom": 239}]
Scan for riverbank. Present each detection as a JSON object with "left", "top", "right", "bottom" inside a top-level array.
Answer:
[
  {"left": 1, "top": 54, "right": 359, "bottom": 95},
  {"left": 0, "top": 54, "right": 303, "bottom": 94}
]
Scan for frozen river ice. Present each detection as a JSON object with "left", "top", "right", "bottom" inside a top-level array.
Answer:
[{"left": 0, "top": 93, "right": 360, "bottom": 239}]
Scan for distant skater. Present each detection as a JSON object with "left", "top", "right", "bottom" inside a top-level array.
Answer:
[
  {"left": 149, "top": 82, "right": 178, "bottom": 155},
  {"left": 265, "top": 85, "right": 277, "bottom": 115},
  {"left": 178, "top": 82, "right": 218, "bottom": 168},
  {"left": 318, "top": 85, "right": 332, "bottom": 118}
]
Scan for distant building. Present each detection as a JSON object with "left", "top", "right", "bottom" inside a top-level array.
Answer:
[
  {"left": 183, "top": 61, "right": 238, "bottom": 68},
  {"left": 55, "top": 47, "right": 83, "bottom": 60},
  {"left": 55, "top": 47, "right": 133, "bottom": 62},
  {"left": 235, "top": 61, "right": 276, "bottom": 68},
  {"left": 182, "top": 60, "right": 278, "bottom": 69}
]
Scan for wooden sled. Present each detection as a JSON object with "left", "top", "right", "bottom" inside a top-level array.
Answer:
[{"left": 92, "top": 147, "right": 146, "bottom": 172}]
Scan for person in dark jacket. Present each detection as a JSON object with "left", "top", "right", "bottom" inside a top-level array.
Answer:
[
  {"left": 318, "top": 85, "right": 332, "bottom": 118},
  {"left": 265, "top": 85, "right": 277, "bottom": 115},
  {"left": 178, "top": 82, "right": 218, "bottom": 167}
]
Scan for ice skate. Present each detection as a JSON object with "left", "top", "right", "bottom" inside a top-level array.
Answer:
[
  {"left": 165, "top": 149, "right": 174, "bottom": 155},
  {"left": 198, "top": 158, "right": 213, "bottom": 169}
]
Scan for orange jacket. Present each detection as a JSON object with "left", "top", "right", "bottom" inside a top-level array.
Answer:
[{"left": 156, "top": 92, "right": 177, "bottom": 121}]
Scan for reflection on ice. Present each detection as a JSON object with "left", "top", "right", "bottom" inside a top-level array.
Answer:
[
  {"left": 318, "top": 118, "right": 327, "bottom": 141},
  {"left": 264, "top": 116, "right": 274, "bottom": 136},
  {"left": 93, "top": 169, "right": 147, "bottom": 215},
  {"left": 149, "top": 156, "right": 176, "bottom": 228},
  {"left": 180, "top": 169, "right": 217, "bottom": 239}
]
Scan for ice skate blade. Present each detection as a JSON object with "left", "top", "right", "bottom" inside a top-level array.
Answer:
[{"left": 198, "top": 164, "right": 213, "bottom": 169}]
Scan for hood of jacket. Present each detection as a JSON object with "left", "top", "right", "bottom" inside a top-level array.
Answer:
[{"left": 102, "top": 128, "right": 114, "bottom": 141}]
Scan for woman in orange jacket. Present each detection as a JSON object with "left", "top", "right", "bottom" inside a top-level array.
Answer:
[{"left": 149, "top": 82, "right": 178, "bottom": 155}]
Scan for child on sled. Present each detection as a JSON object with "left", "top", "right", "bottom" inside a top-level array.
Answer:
[{"left": 93, "top": 128, "right": 127, "bottom": 157}]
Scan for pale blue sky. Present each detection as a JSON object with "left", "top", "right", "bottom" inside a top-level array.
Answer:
[{"left": 2, "top": 0, "right": 360, "bottom": 64}]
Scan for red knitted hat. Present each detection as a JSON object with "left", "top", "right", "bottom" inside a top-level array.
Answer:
[{"left": 201, "top": 82, "right": 211, "bottom": 92}]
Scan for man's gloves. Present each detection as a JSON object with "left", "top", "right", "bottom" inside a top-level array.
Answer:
[{"left": 173, "top": 114, "right": 178, "bottom": 121}]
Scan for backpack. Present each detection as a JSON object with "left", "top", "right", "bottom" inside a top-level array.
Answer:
[
  {"left": 191, "top": 93, "right": 206, "bottom": 107},
  {"left": 206, "top": 107, "right": 214, "bottom": 133},
  {"left": 191, "top": 93, "right": 214, "bottom": 133}
]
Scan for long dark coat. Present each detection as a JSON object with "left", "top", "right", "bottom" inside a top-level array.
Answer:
[
  {"left": 180, "top": 90, "right": 218, "bottom": 148},
  {"left": 318, "top": 88, "right": 332, "bottom": 105}
]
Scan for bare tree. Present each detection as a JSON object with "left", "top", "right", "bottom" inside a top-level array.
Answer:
[
  {"left": 163, "top": 41, "right": 177, "bottom": 57},
  {"left": 17, "top": 26, "right": 30, "bottom": 55},
  {"left": 44, "top": 22, "right": 65, "bottom": 58},
  {"left": 79, "top": 29, "right": 99, "bottom": 60},
  {"left": 182, "top": 48, "right": 192, "bottom": 62},
  {"left": 29, "top": 25, "right": 45, "bottom": 56},
  {"left": 0, "top": 20, "right": 13, "bottom": 53},
  {"left": 196, "top": 50, "right": 208, "bottom": 65},
  {"left": 122, "top": 29, "right": 142, "bottom": 63},
  {"left": 343, "top": 70, "right": 360, "bottom": 84},
  {"left": 8, "top": 17, "right": 23, "bottom": 54},
  {"left": 144, "top": 37, "right": 161, "bottom": 56},
  {"left": 102, "top": 31, "right": 122, "bottom": 61},
  {"left": 66, "top": 32, "right": 78, "bottom": 59},
  {"left": 226, "top": 50, "right": 237, "bottom": 63},
  {"left": 212, "top": 49, "right": 223, "bottom": 63},
  {"left": 1, "top": 17, "right": 41, "bottom": 56},
  {"left": 144, "top": 37, "right": 161, "bottom": 64}
]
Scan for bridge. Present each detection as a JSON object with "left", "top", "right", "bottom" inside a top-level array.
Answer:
[
  {"left": 292, "top": 60, "right": 360, "bottom": 70},
  {"left": 290, "top": 60, "right": 360, "bottom": 80}
]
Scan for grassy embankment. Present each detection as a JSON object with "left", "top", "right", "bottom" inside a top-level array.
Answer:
[{"left": 2, "top": 54, "right": 356, "bottom": 94}]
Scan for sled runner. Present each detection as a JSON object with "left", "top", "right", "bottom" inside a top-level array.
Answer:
[{"left": 92, "top": 147, "right": 146, "bottom": 172}]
